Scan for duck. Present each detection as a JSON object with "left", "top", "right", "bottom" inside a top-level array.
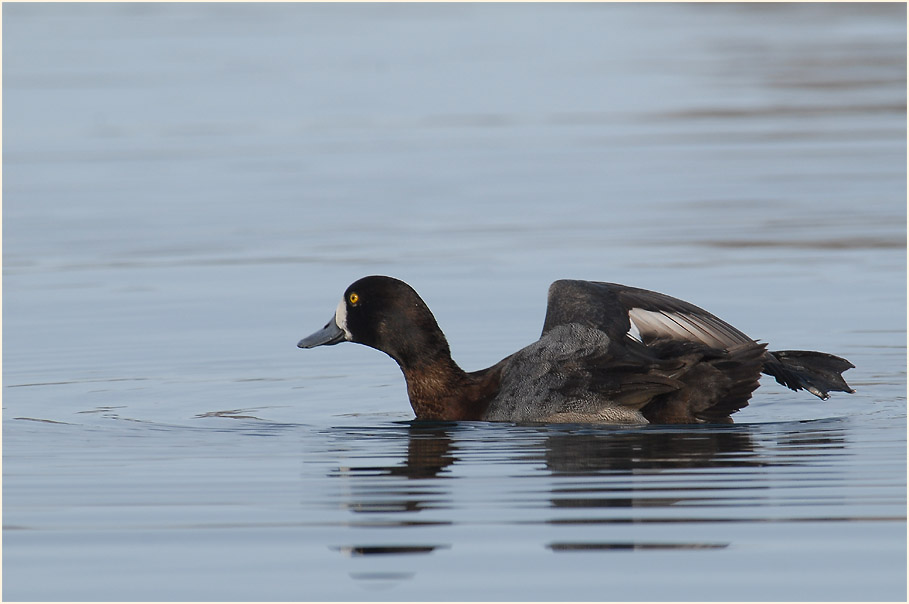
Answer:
[{"left": 297, "top": 276, "right": 854, "bottom": 424}]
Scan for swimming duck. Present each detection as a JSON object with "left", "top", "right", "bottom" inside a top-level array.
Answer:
[{"left": 298, "top": 276, "right": 854, "bottom": 424}]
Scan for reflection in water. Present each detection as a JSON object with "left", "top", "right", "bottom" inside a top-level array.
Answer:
[
  {"left": 325, "top": 421, "right": 850, "bottom": 568},
  {"left": 549, "top": 542, "right": 727, "bottom": 551},
  {"left": 333, "top": 422, "right": 848, "bottom": 478},
  {"left": 541, "top": 428, "right": 761, "bottom": 474},
  {"left": 328, "top": 424, "right": 459, "bottom": 517},
  {"left": 328, "top": 423, "right": 459, "bottom": 481},
  {"left": 335, "top": 545, "right": 448, "bottom": 556},
  {"left": 391, "top": 424, "right": 460, "bottom": 479}
]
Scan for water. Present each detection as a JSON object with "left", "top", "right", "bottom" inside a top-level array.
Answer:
[{"left": 3, "top": 3, "right": 906, "bottom": 601}]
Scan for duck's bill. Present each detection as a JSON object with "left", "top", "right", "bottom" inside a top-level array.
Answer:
[{"left": 298, "top": 318, "right": 346, "bottom": 348}]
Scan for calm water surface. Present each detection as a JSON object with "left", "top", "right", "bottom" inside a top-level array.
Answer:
[{"left": 3, "top": 3, "right": 906, "bottom": 601}]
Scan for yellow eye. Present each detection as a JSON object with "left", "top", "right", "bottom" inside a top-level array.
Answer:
[{"left": 348, "top": 292, "right": 359, "bottom": 305}]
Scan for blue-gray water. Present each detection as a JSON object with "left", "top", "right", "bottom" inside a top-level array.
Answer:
[{"left": 3, "top": 3, "right": 906, "bottom": 601}]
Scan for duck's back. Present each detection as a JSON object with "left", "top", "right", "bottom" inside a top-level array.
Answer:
[{"left": 482, "top": 323, "right": 681, "bottom": 424}]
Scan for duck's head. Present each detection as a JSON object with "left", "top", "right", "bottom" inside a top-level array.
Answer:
[{"left": 297, "top": 276, "right": 452, "bottom": 368}]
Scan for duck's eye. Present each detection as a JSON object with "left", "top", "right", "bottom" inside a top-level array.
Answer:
[{"left": 348, "top": 292, "right": 360, "bottom": 305}]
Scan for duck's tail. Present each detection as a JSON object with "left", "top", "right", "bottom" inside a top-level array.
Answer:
[{"left": 762, "top": 350, "right": 855, "bottom": 399}]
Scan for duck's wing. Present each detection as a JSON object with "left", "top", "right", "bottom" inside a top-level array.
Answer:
[{"left": 542, "top": 280, "right": 754, "bottom": 349}]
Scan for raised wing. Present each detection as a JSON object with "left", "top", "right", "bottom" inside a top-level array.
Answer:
[{"left": 541, "top": 280, "right": 755, "bottom": 350}]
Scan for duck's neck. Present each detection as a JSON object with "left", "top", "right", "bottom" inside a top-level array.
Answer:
[
  {"left": 401, "top": 357, "right": 497, "bottom": 421},
  {"left": 372, "top": 303, "right": 499, "bottom": 420}
]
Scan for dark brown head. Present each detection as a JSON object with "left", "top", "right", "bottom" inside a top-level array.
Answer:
[{"left": 297, "top": 276, "right": 453, "bottom": 370}]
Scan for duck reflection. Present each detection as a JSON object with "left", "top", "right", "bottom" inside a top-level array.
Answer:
[
  {"left": 541, "top": 427, "right": 760, "bottom": 474},
  {"left": 391, "top": 423, "right": 460, "bottom": 479},
  {"left": 540, "top": 428, "right": 753, "bottom": 551},
  {"left": 336, "top": 422, "right": 770, "bottom": 480},
  {"left": 328, "top": 423, "right": 459, "bottom": 516},
  {"left": 326, "top": 423, "right": 458, "bottom": 576},
  {"left": 328, "top": 421, "right": 847, "bottom": 560}
]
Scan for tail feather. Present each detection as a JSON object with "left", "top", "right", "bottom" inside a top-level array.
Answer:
[{"left": 762, "top": 350, "right": 855, "bottom": 399}]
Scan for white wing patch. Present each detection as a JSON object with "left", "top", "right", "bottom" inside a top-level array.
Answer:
[
  {"left": 626, "top": 320, "right": 643, "bottom": 342},
  {"left": 628, "top": 307, "right": 751, "bottom": 349}
]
